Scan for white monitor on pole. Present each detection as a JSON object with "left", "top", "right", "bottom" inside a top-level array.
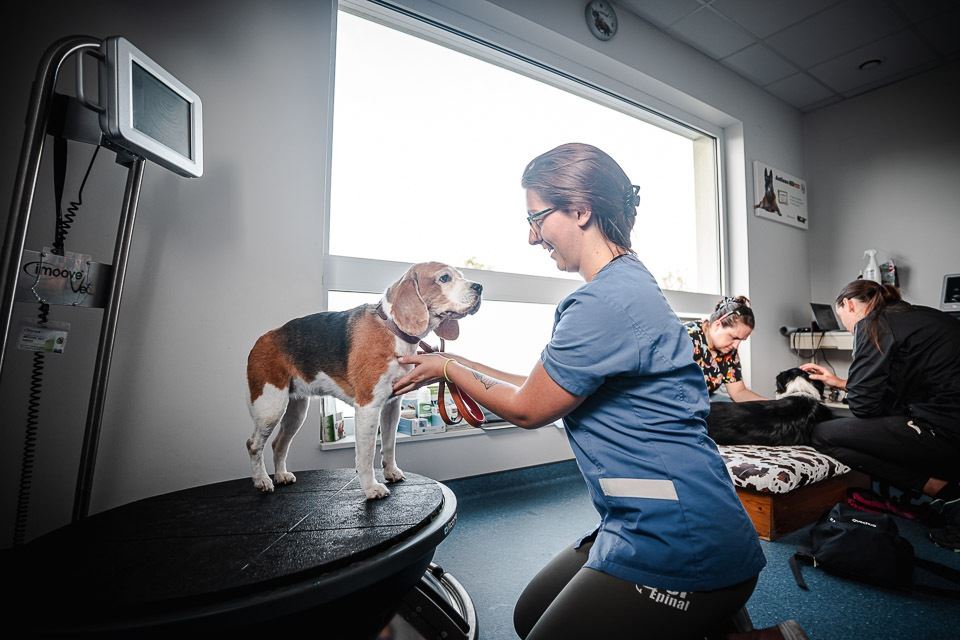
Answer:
[
  {"left": 941, "top": 274, "right": 960, "bottom": 314},
  {"left": 100, "top": 36, "right": 203, "bottom": 177}
]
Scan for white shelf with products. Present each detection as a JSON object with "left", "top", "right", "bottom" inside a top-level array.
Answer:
[
  {"left": 789, "top": 331, "right": 853, "bottom": 351},
  {"left": 318, "top": 418, "right": 566, "bottom": 450},
  {"left": 317, "top": 382, "right": 565, "bottom": 450},
  {"left": 319, "top": 421, "right": 514, "bottom": 451}
]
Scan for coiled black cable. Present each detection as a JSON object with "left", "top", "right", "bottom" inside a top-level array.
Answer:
[
  {"left": 13, "top": 145, "right": 100, "bottom": 546},
  {"left": 54, "top": 145, "right": 99, "bottom": 256},
  {"left": 14, "top": 303, "right": 50, "bottom": 546}
]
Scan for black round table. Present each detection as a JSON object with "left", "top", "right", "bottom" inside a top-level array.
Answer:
[{"left": 11, "top": 469, "right": 457, "bottom": 638}]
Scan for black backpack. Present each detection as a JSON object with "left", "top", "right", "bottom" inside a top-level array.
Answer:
[{"left": 791, "top": 502, "right": 960, "bottom": 598}]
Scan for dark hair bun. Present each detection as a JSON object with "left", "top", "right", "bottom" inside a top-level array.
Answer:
[{"left": 880, "top": 283, "right": 901, "bottom": 304}]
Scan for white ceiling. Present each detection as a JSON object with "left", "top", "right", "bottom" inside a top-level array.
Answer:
[{"left": 617, "top": 0, "right": 960, "bottom": 112}]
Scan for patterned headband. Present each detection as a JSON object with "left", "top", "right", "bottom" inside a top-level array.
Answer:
[{"left": 717, "top": 296, "right": 743, "bottom": 321}]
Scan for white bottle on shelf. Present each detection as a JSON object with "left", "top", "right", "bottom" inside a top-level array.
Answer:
[
  {"left": 862, "top": 249, "right": 880, "bottom": 284},
  {"left": 416, "top": 386, "right": 432, "bottom": 419}
]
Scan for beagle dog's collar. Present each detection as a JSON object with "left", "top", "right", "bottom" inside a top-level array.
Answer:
[{"left": 376, "top": 304, "right": 421, "bottom": 344}]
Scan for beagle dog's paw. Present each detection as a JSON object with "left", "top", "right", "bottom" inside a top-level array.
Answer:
[
  {"left": 364, "top": 482, "right": 391, "bottom": 500},
  {"left": 253, "top": 475, "right": 275, "bottom": 493},
  {"left": 383, "top": 465, "right": 406, "bottom": 484},
  {"left": 274, "top": 471, "right": 297, "bottom": 486}
]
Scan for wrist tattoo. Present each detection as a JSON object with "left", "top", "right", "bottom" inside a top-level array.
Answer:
[{"left": 472, "top": 370, "right": 499, "bottom": 390}]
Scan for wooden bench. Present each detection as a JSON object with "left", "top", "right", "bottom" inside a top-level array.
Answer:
[
  {"left": 736, "top": 470, "right": 869, "bottom": 540},
  {"left": 718, "top": 445, "right": 868, "bottom": 541}
]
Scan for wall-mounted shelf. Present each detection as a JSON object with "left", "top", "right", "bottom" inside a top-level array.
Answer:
[
  {"left": 318, "top": 418, "right": 564, "bottom": 451},
  {"left": 789, "top": 331, "right": 853, "bottom": 351},
  {"left": 320, "top": 422, "right": 512, "bottom": 451}
]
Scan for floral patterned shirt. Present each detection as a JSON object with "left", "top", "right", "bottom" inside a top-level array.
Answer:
[{"left": 683, "top": 320, "right": 742, "bottom": 395}]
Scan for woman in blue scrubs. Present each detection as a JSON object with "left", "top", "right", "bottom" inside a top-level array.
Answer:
[{"left": 394, "top": 143, "right": 766, "bottom": 639}]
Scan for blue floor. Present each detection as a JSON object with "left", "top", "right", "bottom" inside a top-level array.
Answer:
[{"left": 437, "top": 461, "right": 959, "bottom": 640}]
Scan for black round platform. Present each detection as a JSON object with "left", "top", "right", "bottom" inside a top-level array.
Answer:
[{"left": 12, "top": 470, "right": 456, "bottom": 636}]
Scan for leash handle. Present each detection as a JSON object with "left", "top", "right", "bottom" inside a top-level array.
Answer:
[
  {"left": 418, "top": 339, "right": 485, "bottom": 428},
  {"left": 439, "top": 379, "right": 485, "bottom": 428}
]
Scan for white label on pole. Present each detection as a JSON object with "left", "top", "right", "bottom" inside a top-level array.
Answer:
[{"left": 17, "top": 320, "right": 70, "bottom": 354}]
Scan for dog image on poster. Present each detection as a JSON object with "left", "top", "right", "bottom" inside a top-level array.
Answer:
[
  {"left": 752, "top": 162, "right": 809, "bottom": 230},
  {"left": 754, "top": 168, "right": 781, "bottom": 215}
]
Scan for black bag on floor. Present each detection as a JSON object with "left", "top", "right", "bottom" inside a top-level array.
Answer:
[{"left": 790, "top": 502, "right": 960, "bottom": 598}]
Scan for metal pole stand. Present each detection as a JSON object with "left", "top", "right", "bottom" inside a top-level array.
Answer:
[{"left": 1, "top": 36, "right": 148, "bottom": 530}]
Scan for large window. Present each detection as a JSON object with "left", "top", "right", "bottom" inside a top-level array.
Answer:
[
  {"left": 324, "top": 5, "right": 726, "bottom": 414},
  {"left": 330, "top": 11, "right": 722, "bottom": 294}
]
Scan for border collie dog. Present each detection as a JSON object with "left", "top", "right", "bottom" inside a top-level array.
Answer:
[{"left": 706, "top": 368, "right": 833, "bottom": 446}]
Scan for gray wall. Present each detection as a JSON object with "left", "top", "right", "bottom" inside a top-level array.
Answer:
[
  {"left": 0, "top": 0, "right": 809, "bottom": 544},
  {"left": 805, "top": 61, "right": 960, "bottom": 311},
  {"left": 0, "top": 0, "right": 341, "bottom": 542},
  {"left": 803, "top": 61, "right": 960, "bottom": 378}
]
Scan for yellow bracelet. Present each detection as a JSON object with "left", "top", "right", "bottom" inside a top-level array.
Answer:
[{"left": 442, "top": 357, "right": 456, "bottom": 382}]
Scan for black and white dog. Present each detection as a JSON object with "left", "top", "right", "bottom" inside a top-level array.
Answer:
[{"left": 706, "top": 368, "right": 833, "bottom": 446}]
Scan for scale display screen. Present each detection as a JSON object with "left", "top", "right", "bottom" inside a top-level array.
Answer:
[
  {"left": 131, "top": 62, "right": 192, "bottom": 160},
  {"left": 942, "top": 274, "right": 960, "bottom": 312},
  {"left": 101, "top": 37, "right": 202, "bottom": 177}
]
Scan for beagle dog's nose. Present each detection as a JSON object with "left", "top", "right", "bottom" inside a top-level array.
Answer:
[{"left": 470, "top": 282, "right": 483, "bottom": 294}]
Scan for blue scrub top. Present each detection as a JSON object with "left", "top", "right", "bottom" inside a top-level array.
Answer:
[{"left": 541, "top": 254, "right": 766, "bottom": 592}]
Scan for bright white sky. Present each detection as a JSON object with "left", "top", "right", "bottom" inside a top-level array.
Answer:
[{"left": 330, "top": 12, "right": 717, "bottom": 292}]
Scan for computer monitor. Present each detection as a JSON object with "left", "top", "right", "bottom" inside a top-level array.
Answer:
[
  {"left": 100, "top": 36, "right": 203, "bottom": 177},
  {"left": 941, "top": 274, "right": 960, "bottom": 313},
  {"left": 810, "top": 302, "right": 842, "bottom": 331}
]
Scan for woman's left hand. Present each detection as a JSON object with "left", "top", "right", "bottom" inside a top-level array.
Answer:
[
  {"left": 799, "top": 362, "right": 846, "bottom": 389},
  {"left": 393, "top": 353, "right": 450, "bottom": 397}
]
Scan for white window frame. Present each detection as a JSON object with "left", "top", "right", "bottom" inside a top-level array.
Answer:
[{"left": 323, "top": 1, "right": 729, "bottom": 316}]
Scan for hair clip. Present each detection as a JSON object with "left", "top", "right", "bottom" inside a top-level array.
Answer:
[{"left": 624, "top": 184, "right": 641, "bottom": 208}]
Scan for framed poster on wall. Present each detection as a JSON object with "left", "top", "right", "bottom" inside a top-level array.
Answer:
[{"left": 753, "top": 161, "right": 808, "bottom": 230}]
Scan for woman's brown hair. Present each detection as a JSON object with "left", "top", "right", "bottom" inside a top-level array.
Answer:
[
  {"left": 834, "top": 280, "right": 902, "bottom": 351},
  {"left": 521, "top": 143, "right": 639, "bottom": 252},
  {"left": 708, "top": 295, "right": 755, "bottom": 329}
]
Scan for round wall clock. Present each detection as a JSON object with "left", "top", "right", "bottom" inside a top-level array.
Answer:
[{"left": 585, "top": 1, "right": 618, "bottom": 41}]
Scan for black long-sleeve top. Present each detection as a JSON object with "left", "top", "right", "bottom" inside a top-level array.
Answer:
[{"left": 846, "top": 302, "right": 960, "bottom": 442}]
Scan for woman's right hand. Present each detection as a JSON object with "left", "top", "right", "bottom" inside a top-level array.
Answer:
[
  {"left": 799, "top": 363, "right": 846, "bottom": 390},
  {"left": 419, "top": 350, "right": 473, "bottom": 370}
]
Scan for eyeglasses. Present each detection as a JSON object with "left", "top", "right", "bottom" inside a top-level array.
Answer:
[{"left": 527, "top": 206, "right": 558, "bottom": 235}]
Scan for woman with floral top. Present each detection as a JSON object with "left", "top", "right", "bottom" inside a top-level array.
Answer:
[{"left": 684, "top": 296, "right": 766, "bottom": 402}]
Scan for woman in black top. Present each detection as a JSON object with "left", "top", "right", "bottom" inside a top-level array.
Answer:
[{"left": 802, "top": 280, "right": 960, "bottom": 503}]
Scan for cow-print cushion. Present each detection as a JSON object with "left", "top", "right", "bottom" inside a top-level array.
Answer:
[{"left": 718, "top": 445, "right": 851, "bottom": 494}]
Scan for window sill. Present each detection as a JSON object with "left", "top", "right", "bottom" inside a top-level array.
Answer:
[
  {"left": 319, "top": 420, "right": 518, "bottom": 450},
  {"left": 320, "top": 419, "right": 565, "bottom": 451}
]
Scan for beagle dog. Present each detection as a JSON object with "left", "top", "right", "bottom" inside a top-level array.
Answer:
[{"left": 245, "top": 262, "right": 482, "bottom": 499}]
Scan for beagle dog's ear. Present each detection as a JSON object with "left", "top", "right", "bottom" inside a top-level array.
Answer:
[
  {"left": 435, "top": 318, "right": 460, "bottom": 341},
  {"left": 387, "top": 273, "right": 429, "bottom": 337}
]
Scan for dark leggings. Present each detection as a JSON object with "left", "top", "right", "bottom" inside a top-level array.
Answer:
[
  {"left": 812, "top": 414, "right": 960, "bottom": 492},
  {"left": 513, "top": 538, "right": 757, "bottom": 640}
]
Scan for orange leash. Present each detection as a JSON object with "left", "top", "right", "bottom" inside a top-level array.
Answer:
[{"left": 418, "top": 338, "right": 485, "bottom": 428}]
